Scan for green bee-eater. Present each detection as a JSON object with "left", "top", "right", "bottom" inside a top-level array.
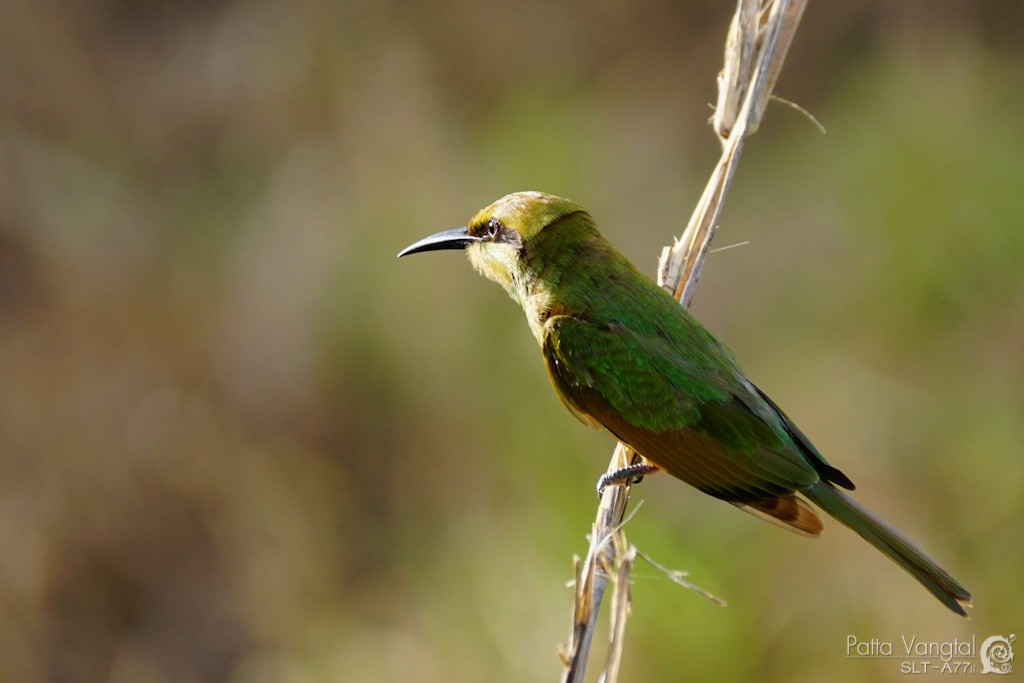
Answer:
[{"left": 398, "top": 191, "right": 971, "bottom": 616}]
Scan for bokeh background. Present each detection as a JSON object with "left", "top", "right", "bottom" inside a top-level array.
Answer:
[{"left": 1, "top": 1, "right": 1021, "bottom": 681}]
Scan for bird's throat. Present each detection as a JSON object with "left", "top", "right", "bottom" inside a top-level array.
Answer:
[{"left": 466, "top": 242, "right": 554, "bottom": 346}]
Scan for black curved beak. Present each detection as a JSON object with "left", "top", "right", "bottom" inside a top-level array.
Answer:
[{"left": 397, "top": 227, "right": 481, "bottom": 258}]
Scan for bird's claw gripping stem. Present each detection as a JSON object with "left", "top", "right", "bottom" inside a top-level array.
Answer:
[{"left": 595, "top": 463, "right": 659, "bottom": 497}]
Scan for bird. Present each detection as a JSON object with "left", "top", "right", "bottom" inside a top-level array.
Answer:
[{"left": 397, "top": 191, "right": 972, "bottom": 616}]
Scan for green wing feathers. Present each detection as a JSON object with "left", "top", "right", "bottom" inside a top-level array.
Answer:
[
  {"left": 543, "top": 314, "right": 827, "bottom": 505},
  {"left": 544, "top": 314, "right": 727, "bottom": 430}
]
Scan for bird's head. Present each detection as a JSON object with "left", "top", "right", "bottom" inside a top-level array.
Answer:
[{"left": 398, "top": 191, "right": 592, "bottom": 298}]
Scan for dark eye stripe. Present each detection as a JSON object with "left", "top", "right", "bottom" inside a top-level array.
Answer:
[{"left": 471, "top": 218, "right": 522, "bottom": 249}]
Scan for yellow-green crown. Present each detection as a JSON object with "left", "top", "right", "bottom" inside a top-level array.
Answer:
[{"left": 468, "top": 191, "right": 585, "bottom": 241}]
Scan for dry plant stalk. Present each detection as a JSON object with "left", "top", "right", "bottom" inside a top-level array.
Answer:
[{"left": 558, "top": 2, "right": 808, "bottom": 681}]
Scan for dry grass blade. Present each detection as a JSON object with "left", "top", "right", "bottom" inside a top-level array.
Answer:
[
  {"left": 560, "top": 443, "right": 633, "bottom": 683},
  {"left": 558, "top": 1, "right": 808, "bottom": 681},
  {"left": 713, "top": 0, "right": 761, "bottom": 141},
  {"left": 635, "top": 549, "right": 727, "bottom": 607},
  {"left": 714, "top": 0, "right": 808, "bottom": 141},
  {"left": 662, "top": 0, "right": 809, "bottom": 306},
  {"left": 600, "top": 543, "right": 636, "bottom": 683}
]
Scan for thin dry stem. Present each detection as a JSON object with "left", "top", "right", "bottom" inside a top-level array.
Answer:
[
  {"left": 558, "top": 1, "right": 808, "bottom": 681},
  {"left": 635, "top": 549, "right": 726, "bottom": 607},
  {"left": 560, "top": 443, "right": 633, "bottom": 683},
  {"left": 600, "top": 543, "right": 636, "bottom": 683}
]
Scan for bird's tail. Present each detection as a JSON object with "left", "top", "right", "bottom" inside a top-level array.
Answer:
[{"left": 805, "top": 482, "right": 972, "bottom": 617}]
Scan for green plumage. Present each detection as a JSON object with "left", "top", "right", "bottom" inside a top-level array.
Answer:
[{"left": 398, "top": 191, "right": 972, "bottom": 616}]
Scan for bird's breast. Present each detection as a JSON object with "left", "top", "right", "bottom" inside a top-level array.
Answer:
[{"left": 523, "top": 289, "right": 556, "bottom": 346}]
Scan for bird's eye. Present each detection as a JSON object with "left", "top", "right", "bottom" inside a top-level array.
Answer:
[{"left": 486, "top": 218, "right": 501, "bottom": 239}]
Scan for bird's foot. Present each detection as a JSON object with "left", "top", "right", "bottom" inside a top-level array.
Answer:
[{"left": 595, "top": 463, "right": 659, "bottom": 497}]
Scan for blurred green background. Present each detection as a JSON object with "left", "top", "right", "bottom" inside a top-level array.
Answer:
[{"left": 1, "top": 1, "right": 1021, "bottom": 681}]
